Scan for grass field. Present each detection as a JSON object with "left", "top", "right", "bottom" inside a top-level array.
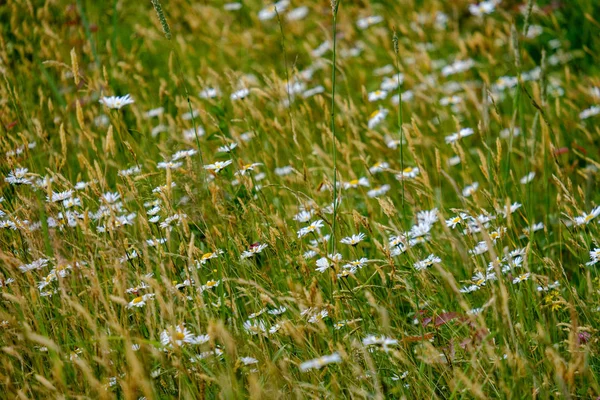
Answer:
[{"left": 1, "top": 0, "right": 600, "bottom": 398}]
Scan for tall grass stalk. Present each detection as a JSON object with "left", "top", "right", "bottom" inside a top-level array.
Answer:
[
  {"left": 329, "top": 0, "right": 340, "bottom": 254},
  {"left": 393, "top": 31, "right": 405, "bottom": 222}
]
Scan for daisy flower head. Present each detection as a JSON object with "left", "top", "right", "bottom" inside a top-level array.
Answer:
[
  {"left": 367, "top": 184, "right": 390, "bottom": 198},
  {"left": 5, "top": 168, "right": 32, "bottom": 185},
  {"left": 200, "top": 279, "right": 221, "bottom": 292},
  {"left": 368, "top": 108, "right": 389, "bottom": 130},
  {"left": 512, "top": 272, "right": 531, "bottom": 284},
  {"left": 258, "top": 0, "right": 289, "bottom": 21},
  {"left": 127, "top": 294, "right": 155, "bottom": 309},
  {"left": 340, "top": 233, "right": 366, "bottom": 246},
  {"left": 218, "top": 143, "right": 238, "bottom": 153},
  {"left": 362, "top": 335, "right": 398, "bottom": 352},
  {"left": 241, "top": 243, "right": 268, "bottom": 259},
  {"left": 369, "top": 161, "right": 389, "bottom": 174},
  {"left": 586, "top": 248, "right": 600, "bottom": 266},
  {"left": 462, "top": 182, "right": 479, "bottom": 197},
  {"left": 574, "top": 206, "right": 600, "bottom": 226},
  {"left": 396, "top": 166, "right": 420, "bottom": 180},
  {"left": 99, "top": 94, "right": 134, "bottom": 110},
  {"left": 520, "top": 172, "right": 536, "bottom": 184},
  {"left": 204, "top": 160, "right": 233, "bottom": 174},
  {"left": 160, "top": 324, "right": 209, "bottom": 347},
  {"left": 47, "top": 190, "right": 74, "bottom": 203},
  {"left": 299, "top": 353, "right": 342, "bottom": 372},
  {"left": 381, "top": 75, "right": 403, "bottom": 91},
  {"left": 287, "top": 6, "right": 309, "bottom": 21},
  {"left": 414, "top": 254, "right": 441, "bottom": 271},
  {"left": 236, "top": 163, "right": 263, "bottom": 176},
  {"left": 297, "top": 219, "right": 324, "bottom": 238},
  {"left": 356, "top": 15, "right": 383, "bottom": 30},
  {"left": 368, "top": 90, "right": 388, "bottom": 102},
  {"left": 445, "top": 128, "right": 474, "bottom": 144},
  {"left": 343, "top": 177, "right": 369, "bottom": 190}
]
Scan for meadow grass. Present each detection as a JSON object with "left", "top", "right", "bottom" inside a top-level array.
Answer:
[{"left": 1, "top": 0, "right": 600, "bottom": 398}]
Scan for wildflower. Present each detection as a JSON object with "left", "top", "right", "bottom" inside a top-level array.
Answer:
[
  {"left": 18, "top": 258, "right": 49, "bottom": 273},
  {"left": 368, "top": 90, "right": 388, "bottom": 102},
  {"left": 468, "top": 0, "right": 498, "bottom": 17},
  {"left": 446, "top": 213, "right": 470, "bottom": 229},
  {"left": 368, "top": 108, "right": 389, "bottom": 129},
  {"left": 462, "top": 182, "right": 479, "bottom": 197},
  {"left": 204, "top": 160, "right": 233, "bottom": 173},
  {"left": 275, "top": 165, "right": 294, "bottom": 176},
  {"left": 414, "top": 254, "right": 441, "bottom": 271},
  {"left": 469, "top": 241, "right": 489, "bottom": 255},
  {"left": 240, "top": 356, "right": 259, "bottom": 366},
  {"left": 157, "top": 161, "right": 183, "bottom": 170},
  {"left": 302, "top": 85, "right": 325, "bottom": 98},
  {"left": 231, "top": 88, "right": 250, "bottom": 100},
  {"left": 199, "top": 87, "right": 220, "bottom": 98},
  {"left": 183, "top": 126, "right": 205, "bottom": 141},
  {"left": 343, "top": 258, "right": 368, "bottom": 270},
  {"left": 501, "top": 202, "right": 522, "bottom": 217},
  {"left": 5, "top": 168, "right": 32, "bottom": 185},
  {"left": 445, "top": 128, "right": 474, "bottom": 144},
  {"left": 236, "top": 163, "right": 262, "bottom": 176},
  {"left": 396, "top": 167, "right": 420, "bottom": 180},
  {"left": 268, "top": 306, "right": 287, "bottom": 315},
  {"left": 299, "top": 353, "right": 342, "bottom": 372},
  {"left": 357, "top": 15, "right": 383, "bottom": 30},
  {"left": 308, "top": 309, "right": 329, "bottom": 323},
  {"left": 369, "top": 162, "right": 389, "bottom": 174},
  {"left": 102, "top": 192, "right": 121, "bottom": 204},
  {"left": 160, "top": 324, "right": 209, "bottom": 347},
  {"left": 171, "top": 149, "right": 198, "bottom": 161},
  {"left": 520, "top": 172, "right": 536, "bottom": 184},
  {"left": 241, "top": 243, "right": 268, "bottom": 259},
  {"left": 119, "top": 165, "right": 142, "bottom": 177},
  {"left": 258, "top": 0, "right": 288, "bottom": 21},
  {"left": 340, "top": 233, "right": 366, "bottom": 246},
  {"left": 381, "top": 75, "right": 403, "bottom": 91},
  {"left": 363, "top": 335, "right": 398, "bottom": 352},
  {"left": 586, "top": 248, "right": 600, "bottom": 266},
  {"left": 512, "top": 273, "right": 531, "bottom": 284},
  {"left": 297, "top": 220, "right": 324, "bottom": 238},
  {"left": 579, "top": 105, "right": 600, "bottom": 120},
  {"left": 127, "top": 294, "right": 155, "bottom": 309},
  {"left": 574, "top": 206, "right": 600, "bottom": 226},
  {"left": 47, "top": 190, "right": 73, "bottom": 203},
  {"left": 294, "top": 210, "right": 314, "bottom": 223},
  {"left": 99, "top": 94, "right": 134, "bottom": 109},
  {"left": 144, "top": 107, "right": 164, "bottom": 118},
  {"left": 367, "top": 184, "right": 390, "bottom": 198},
  {"left": 197, "top": 249, "right": 224, "bottom": 265},
  {"left": 199, "top": 279, "right": 220, "bottom": 292},
  {"left": 441, "top": 59, "right": 475, "bottom": 77},
  {"left": 343, "top": 177, "right": 369, "bottom": 189},
  {"left": 287, "top": 6, "right": 308, "bottom": 21},
  {"left": 303, "top": 250, "right": 318, "bottom": 259},
  {"left": 315, "top": 257, "right": 331, "bottom": 273},
  {"left": 243, "top": 320, "right": 267, "bottom": 335},
  {"left": 218, "top": 143, "right": 238, "bottom": 153}
]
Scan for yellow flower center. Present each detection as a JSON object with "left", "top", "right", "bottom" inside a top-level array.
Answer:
[
  {"left": 369, "top": 110, "right": 380, "bottom": 119},
  {"left": 206, "top": 280, "right": 217, "bottom": 288},
  {"left": 403, "top": 167, "right": 413, "bottom": 173},
  {"left": 349, "top": 179, "right": 359, "bottom": 185},
  {"left": 201, "top": 252, "right": 213, "bottom": 260},
  {"left": 132, "top": 296, "right": 143, "bottom": 304},
  {"left": 174, "top": 332, "right": 185, "bottom": 340}
]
